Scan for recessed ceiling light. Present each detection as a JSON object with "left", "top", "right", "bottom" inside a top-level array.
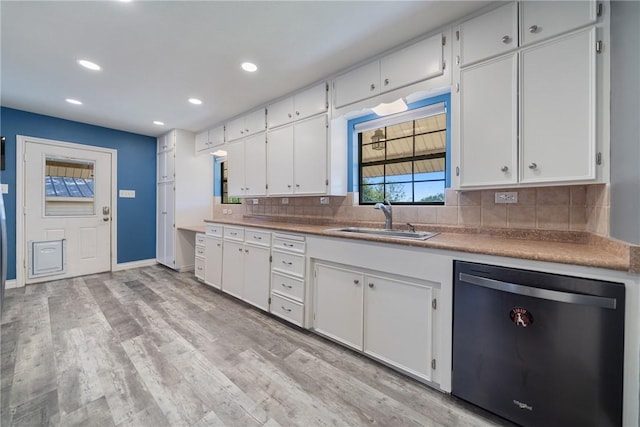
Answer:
[
  {"left": 188, "top": 98, "right": 203, "bottom": 105},
  {"left": 241, "top": 62, "right": 258, "bottom": 72},
  {"left": 153, "top": 121, "right": 165, "bottom": 126},
  {"left": 66, "top": 98, "right": 82, "bottom": 105},
  {"left": 77, "top": 59, "right": 101, "bottom": 71}
]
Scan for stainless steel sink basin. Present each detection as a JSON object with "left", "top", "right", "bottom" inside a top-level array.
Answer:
[{"left": 328, "top": 227, "right": 439, "bottom": 241}]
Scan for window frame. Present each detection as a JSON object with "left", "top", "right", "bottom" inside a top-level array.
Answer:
[
  {"left": 355, "top": 102, "right": 448, "bottom": 206},
  {"left": 220, "top": 161, "right": 241, "bottom": 204}
]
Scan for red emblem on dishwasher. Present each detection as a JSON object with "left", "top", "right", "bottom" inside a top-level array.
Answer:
[{"left": 510, "top": 307, "right": 533, "bottom": 327}]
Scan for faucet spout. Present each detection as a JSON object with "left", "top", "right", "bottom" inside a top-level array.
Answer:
[{"left": 374, "top": 200, "right": 393, "bottom": 230}]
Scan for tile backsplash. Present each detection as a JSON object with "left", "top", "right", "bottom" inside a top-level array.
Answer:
[{"left": 213, "top": 184, "right": 611, "bottom": 237}]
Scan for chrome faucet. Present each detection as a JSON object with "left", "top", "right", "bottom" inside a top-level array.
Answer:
[{"left": 374, "top": 200, "right": 393, "bottom": 230}]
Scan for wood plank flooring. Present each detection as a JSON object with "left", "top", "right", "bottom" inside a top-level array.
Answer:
[{"left": 1, "top": 265, "right": 510, "bottom": 427}]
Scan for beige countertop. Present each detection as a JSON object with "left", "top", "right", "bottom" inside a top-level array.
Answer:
[{"left": 194, "top": 216, "right": 638, "bottom": 273}]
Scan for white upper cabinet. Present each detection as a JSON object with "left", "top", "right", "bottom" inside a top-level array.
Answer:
[
  {"left": 268, "top": 82, "right": 328, "bottom": 128},
  {"left": 195, "top": 125, "right": 223, "bottom": 153},
  {"left": 226, "top": 108, "right": 266, "bottom": 142},
  {"left": 334, "top": 61, "right": 381, "bottom": 109},
  {"left": 520, "top": 0, "right": 597, "bottom": 46},
  {"left": 334, "top": 33, "right": 446, "bottom": 108},
  {"left": 227, "top": 133, "right": 267, "bottom": 197},
  {"left": 459, "top": 54, "right": 518, "bottom": 187},
  {"left": 380, "top": 34, "right": 444, "bottom": 92},
  {"left": 195, "top": 131, "right": 208, "bottom": 153},
  {"left": 459, "top": 2, "right": 518, "bottom": 66},
  {"left": 520, "top": 28, "right": 596, "bottom": 183}
]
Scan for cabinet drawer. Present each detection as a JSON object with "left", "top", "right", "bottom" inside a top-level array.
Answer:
[
  {"left": 245, "top": 229, "right": 271, "bottom": 247},
  {"left": 224, "top": 226, "right": 244, "bottom": 241},
  {"left": 459, "top": 2, "right": 518, "bottom": 66},
  {"left": 272, "top": 234, "right": 306, "bottom": 253},
  {"left": 271, "top": 272, "right": 304, "bottom": 302},
  {"left": 195, "top": 233, "right": 206, "bottom": 247},
  {"left": 270, "top": 293, "right": 304, "bottom": 327},
  {"left": 195, "top": 257, "right": 205, "bottom": 280},
  {"left": 272, "top": 251, "right": 305, "bottom": 277},
  {"left": 195, "top": 246, "right": 206, "bottom": 258},
  {"left": 205, "top": 224, "right": 223, "bottom": 237}
]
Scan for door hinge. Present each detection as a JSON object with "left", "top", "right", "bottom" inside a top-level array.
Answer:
[
  {"left": 313, "top": 312, "right": 316, "bottom": 320},
  {"left": 455, "top": 30, "right": 460, "bottom": 41},
  {"left": 442, "top": 35, "right": 446, "bottom": 46},
  {"left": 596, "top": 40, "right": 603, "bottom": 53},
  {"left": 432, "top": 298, "right": 437, "bottom": 310},
  {"left": 455, "top": 83, "right": 460, "bottom": 93},
  {"left": 268, "top": 297, "right": 271, "bottom": 304},
  {"left": 269, "top": 255, "right": 272, "bottom": 263},
  {"left": 456, "top": 166, "right": 460, "bottom": 177},
  {"left": 266, "top": 183, "right": 269, "bottom": 190},
  {"left": 455, "top": 55, "right": 460, "bottom": 65},
  {"left": 431, "top": 359, "right": 436, "bottom": 370},
  {"left": 325, "top": 179, "right": 329, "bottom": 186},
  {"left": 596, "top": 152, "right": 602, "bottom": 165},
  {"left": 442, "top": 61, "right": 446, "bottom": 71},
  {"left": 597, "top": 2, "right": 603, "bottom": 17}
]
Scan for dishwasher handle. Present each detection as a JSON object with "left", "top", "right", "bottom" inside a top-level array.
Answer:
[{"left": 459, "top": 273, "right": 618, "bottom": 310}]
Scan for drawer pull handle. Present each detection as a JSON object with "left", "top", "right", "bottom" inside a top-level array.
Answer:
[
  {"left": 282, "top": 261, "right": 293, "bottom": 266},
  {"left": 230, "top": 232, "right": 238, "bottom": 236},
  {"left": 281, "top": 283, "right": 293, "bottom": 289},
  {"left": 283, "top": 243, "right": 294, "bottom": 247},
  {"left": 281, "top": 306, "right": 292, "bottom": 313},
  {"left": 253, "top": 236, "right": 262, "bottom": 240}
]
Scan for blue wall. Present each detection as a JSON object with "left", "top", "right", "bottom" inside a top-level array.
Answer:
[{"left": 0, "top": 107, "right": 157, "bottom": 279}]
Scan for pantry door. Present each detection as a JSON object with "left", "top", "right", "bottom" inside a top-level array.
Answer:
[{"left": 23, "top": 138, "right": 114, "bottom": 284}]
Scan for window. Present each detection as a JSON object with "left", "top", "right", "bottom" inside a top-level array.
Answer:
[
  {"left": 357, "top": 102, "right": 447, "bottom": 205},
  {"left": 44, "top": 157, "right": 96, "bottom": 216},
  {"left": 220, "top": 161, "right": 241, "bottom": 204}
]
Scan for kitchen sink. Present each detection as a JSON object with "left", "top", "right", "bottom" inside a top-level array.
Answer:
[{"left": 327, "top": 227, "right": 439, "bottom": 241}]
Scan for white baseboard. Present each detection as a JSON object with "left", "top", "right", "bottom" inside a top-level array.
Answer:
[
  {"left": 5, "top": 279, "right": 19, "bottom": 289},
  {"left": 113, "top": 259, "right": 158, "bottom": 271}
]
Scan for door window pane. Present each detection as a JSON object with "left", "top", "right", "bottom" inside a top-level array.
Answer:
[{"left": 44, "top": 157, "right": 95, "bottom": 216}]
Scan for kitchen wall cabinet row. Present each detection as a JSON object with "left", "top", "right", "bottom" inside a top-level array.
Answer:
[
  {"left": 156, "top": 129, "right": 212, "bottom": 270},
  {"left": 453, "top": 0, "right": 605, "bottom": 188}
]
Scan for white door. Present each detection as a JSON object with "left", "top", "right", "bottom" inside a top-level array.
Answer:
[{"left": 25, "top": 140, "right": 112, "bottom": 283}]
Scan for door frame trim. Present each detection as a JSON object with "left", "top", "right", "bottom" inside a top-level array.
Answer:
[{"left": 16, "top": 135, "right": 118, "bottom": 287}]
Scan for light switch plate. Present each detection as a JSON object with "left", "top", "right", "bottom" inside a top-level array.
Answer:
[
  {"left": 119, "top": 189, "right": 136, "bottom": 198},
  {"left": 252, "top": 199, "right": 259, "bottom": 205},
  {"left": 1, "top": 184, "right": 8, "bottom": 194}
]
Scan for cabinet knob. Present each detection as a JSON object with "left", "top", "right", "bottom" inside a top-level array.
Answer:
[
  {"left": 217, "top": 243, "right": 221, "bottom": 247},
  {"left": 238, "top": 248, "right": 243, "bottom": 252},
  {"left": 384, "top": 78, "right": 389, "bottom": 86},
  {"left": 501, "top": 166, "right": 509, "bottom": 172},
  {"left": 296, "top": 184, "right": 300, "bottom": 188},
  {"left": 353, "top": 279, "right": 359, "bottom": 285},
  {"left": 295, "top": 111, "right": 300, "bottom": 116},
  {"left": 370, "top": 83, "right": 376, "bottom": 91},
  {"left": 501, "top": 35, "right": 511, "bottom": 44},
  {"left": 528, "top": 162, "right": 538, "bottom": 170},
  {"left": 529, "top": 25, "right": 539, "bottom": 33},
  {"left": 288, "top": 113, "right": 292, "bottom": 118},
  {"left": 369, "top": 283, "right": 374, "bottom": 288},
  {"left": 287, "top": 184, "right": 292, "bottom": 188},
  {"left": 245, "top": 249, "right": 249, "bottom": 253}
]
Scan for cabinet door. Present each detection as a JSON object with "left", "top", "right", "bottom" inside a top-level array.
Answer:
[
  {"left": 225, "top": 141, "right": 245, "bottom": 196},
  {"left": 205, "top": 237, "right": 222, "bottom": 290},
  {"left": 520, "top": 0, "right": 596, "bottom": 46},
  {"left": 195, "top": 131, "right": 208, "bottom": 152},
  {"left": 222, "top": 240, "right": 244, "bottom": 299},
  {"left": 294, "top": 82, "right": 327, "bottom": 121},
  {"left": 157, "top": 133, "right": 174, "bottom": 153},
  {"left": 333, "top": 61, "right": 380, "bottom": 108},
  {"left": 267, "top": 96, "right": 294, "bottom": 129},
  {"left": 294, "top": 115, "right": 327, "bottom": 195},
  {"left": 243, "top": 245, "right": 271, "bottom": 311},
  {"left": 157, "top": 149, "right": 174, "bottom": 182},
  {"left": 459, "top": 54, "right": 518, "bottom": 187},
  {"left": 244, "top": 108, "right": 266, "bottom": 137},
  {"left": 313, "top": 264, "right": 363, "bottom": 350},
  {"left": 520, "top": 28, "right": 596, "bottom": 183},
  {"left": 157, "top": 182, "right": 175, "bottom": 267},
  {"left": 244, "top": 133, "right": 267, "bottom": 196},
  {"left": 380, "top": 34, "right": 443, "bottom": 92},
  {"left": 267, "top": 125, "right": 294, "bottom": 195},
  {"left": 208, "top": 125, "right": 224, "bottom": 148},
  {"left": 459, "top": 2, "right": 518, "bottom": 66},
  {"left": 364, "top": 274, "right": 433, "bottom": 381},
  {"left": 156, "top": 183, "right": 166, "bottom": 264},
  {"left": 226, "top": 116, "right": 245, "bottom": 142}
]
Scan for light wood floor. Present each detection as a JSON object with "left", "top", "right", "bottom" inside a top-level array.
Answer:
[{"left": 1, "top": 265, "right": 509, "bottom": 427}]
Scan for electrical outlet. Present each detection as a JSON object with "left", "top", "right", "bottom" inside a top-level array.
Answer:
[
  {"left": 252, "top": 198, "right": 259, "bottom": 205},
  {"left": 226, "top": 209, "right": 232, "bottom": 215},
  {"left": 222, "top": 208, "right": 229, "bottom": 215},
  {"left": 320, "top": 197, "right": 329, "bottom": 205},
  {"left": 281, "top": 198, "right": 289, "bottom": 205},
  {"left": 495, "top": 192, "right": 518, "bottom": 204}
]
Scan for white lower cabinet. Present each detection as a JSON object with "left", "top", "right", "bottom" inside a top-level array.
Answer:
[
  {"left": 364, "top": 273, "right": 433, "bottom": 381},
  {"left": 313, "top": 263, "right": 364, "bottom": 350},
  {"left": 221, "top": 227, "right": 271, "bottom": 310},
  {"left": 204, "top": 235, "right": 222, "bottom": 290},
  {"left": 269, "top": 233, "right": 307, "bottom": 326}
]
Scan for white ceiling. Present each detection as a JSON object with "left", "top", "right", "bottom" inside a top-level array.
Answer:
[{"left": 1, "top": 1, "right": 491, "bottom": 137}]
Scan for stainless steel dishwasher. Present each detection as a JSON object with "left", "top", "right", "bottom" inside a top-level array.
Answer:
[{"left": 452, "top": 261, "right": 625, "bottom": 427}]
